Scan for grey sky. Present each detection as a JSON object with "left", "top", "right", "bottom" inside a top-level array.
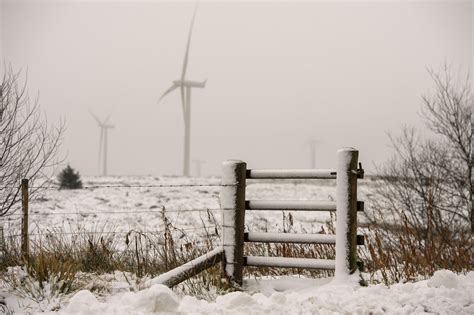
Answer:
[{"left": 1, "top": 0, "right": 472, "bottom": 176}]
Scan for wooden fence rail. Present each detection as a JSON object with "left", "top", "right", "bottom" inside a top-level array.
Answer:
[{"left": 147, "top": 247, "right": 224, "bottom": 288}]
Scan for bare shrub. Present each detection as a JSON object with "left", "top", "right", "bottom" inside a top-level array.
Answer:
[
  {"left": 365, "top": 65, "right": 472, "bottom": 284},
  {"left": 0, "top": 67, "right": 64, "bottom": 217},
  {"left": 0, "top": 210, "right": 218, "bottom": 300}
]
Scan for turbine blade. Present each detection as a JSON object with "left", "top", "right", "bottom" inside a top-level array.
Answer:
[
  {"left": 158, "top": 84, "right": 179, "bottom": 104},
  {"left": 181, "top": 4, "right": 198, "bottom": 81},
  {"left": 89, "top": 110, "right": 102, "bottom": 125}
]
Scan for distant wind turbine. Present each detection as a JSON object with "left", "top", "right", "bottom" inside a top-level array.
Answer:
[
  {"left": 307, "top": 139, "right": 319, "bottom": 169},
  {"left": 90, "top": 111, "right": 115, "bottom": 176},
  {"left": 157, "top": 5, "right": 206, "bottom": 177},
  {"left": 193, "top": 159, "right": 205, "bottom": 177}
]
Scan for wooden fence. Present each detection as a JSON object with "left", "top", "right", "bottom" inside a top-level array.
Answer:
[
  {"left": 12, "top": 148, "right": 365, "bottom": 288},
  {"left": 151, "top": 147, "right": 364, "bottom": 288},
  {"left": 220, "top": 147, "right": 364, "bottom": 285}
]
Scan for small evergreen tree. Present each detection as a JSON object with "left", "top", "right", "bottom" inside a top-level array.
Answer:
[{"left": 58, "top": 165, "right": 83, "bottom": 189}]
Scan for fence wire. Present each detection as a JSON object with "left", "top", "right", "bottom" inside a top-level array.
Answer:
[
  {"left": 1, "top": 208, "right": 222, "bottom": 218},
  {"left": 4, "top": 226, "right": 221, "bottom": 238},
  {"left": 20, "top": 183, "right": 235, "bottom": 190},
  {"left": 0, "top": 181, "right": 230, "bottom": 255}
]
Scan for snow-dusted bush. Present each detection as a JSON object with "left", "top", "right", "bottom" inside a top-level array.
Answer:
[{"left": 364, "top": 65, "right": 472, "bottom": 284}]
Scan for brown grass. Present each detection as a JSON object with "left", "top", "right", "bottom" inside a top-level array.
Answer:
[
  {"left": 0, "top": 209, "right": 340, "bottom": 300},
  {"left": 361, "top": 210, "right": 472, "bottom": 285},
  {"left": 6, "top": 201, "right": 467, "bottom": 300}
]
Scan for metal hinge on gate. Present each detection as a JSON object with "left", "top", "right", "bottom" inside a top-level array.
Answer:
[
  {"left": 351, "top": 163, "right": 364, "bottom": 178},
  {"left": 357, "top": 163, "right": 364, "bottom": 179}
]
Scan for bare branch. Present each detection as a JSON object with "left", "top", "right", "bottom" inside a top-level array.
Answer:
[{"left": 0, "top": 66, "right": 64, "bottom": 216}]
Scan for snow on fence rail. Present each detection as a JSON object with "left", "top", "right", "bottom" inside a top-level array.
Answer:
[
  {"left": 246, "top": 169, "right": 337, "bottom": 179},
  {"left": 246, "top": 200, "right": 365, "bottom": 212},
  {"left": 245, "top": 231, "right": 337, "bottom": 244},
  {"left": 146, "top": 246, "right": 224, "bottom": 288},
  {"left": 244, "top": 256, "right": 336, "bottom": 270}
]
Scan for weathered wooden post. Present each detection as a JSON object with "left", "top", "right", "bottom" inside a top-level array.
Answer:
[
  {"left": 220, "top": 160, "right": 246, "bottom": 286},
  {"left": 21, "top": 178, "right": 29, "bottom": 261},
  {"left": 335, "top": 148, "right": 358, "bottom": 278}
]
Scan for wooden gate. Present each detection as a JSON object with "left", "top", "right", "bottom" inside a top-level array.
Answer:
[
  {"left": 220, "top": 147, "right": 364, "bottom": 285},
  {"left": 148, "top": 147, "right": 364, "bottom": 288}
]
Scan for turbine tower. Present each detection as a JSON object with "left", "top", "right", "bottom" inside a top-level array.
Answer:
[
  {"left": 90, "top": 112, "right": 115, "bottom": 176},
  {"left": 193, "top": 159, "right": 205, "bottom": 177},
  {"left": 307, "top": 139, "right": 319, "bottom": 169},
  {"left": 157, "top": 5, "right": 206, "bottom": 177}
]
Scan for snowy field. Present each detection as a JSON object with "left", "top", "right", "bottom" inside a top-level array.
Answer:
[
  {"left": 1, "top": 176, "right": 376, "bottom": 246},
  {"left": 1, "top": 176, "right": 472, "bottom": 314}
]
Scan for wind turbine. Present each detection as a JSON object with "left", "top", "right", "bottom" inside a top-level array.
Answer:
[
  {"left": 90, "top": 112, "right": 115, "bottom": 176},
  {"left": 157, "top": 5, "right": 206, "bottom": 177},
  {"left": 307, "top": 138, "right": 319, "bottom": 169},
  {"left": 193, "top": 159, "right": 205, "bottom": 177}
]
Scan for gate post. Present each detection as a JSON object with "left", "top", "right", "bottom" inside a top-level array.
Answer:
[
  {"left": 335, "top": 148, "right": 358, "bottom": 278},
  {"left": 220, "top": 160, "right": 246, "bottom": 286}
]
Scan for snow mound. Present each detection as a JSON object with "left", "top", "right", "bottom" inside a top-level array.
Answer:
[
  {"left": 125, "top": 284, "right": 179, "bottom": 312},
  {"left": 59, "top": 272, "right": 473, "bottom": 314},
  {"left": 427, "top": 269, "right": 459, "bottom": 288},
  {"left": 62, "top": 284, "right": 179, "bottom": 314},
  {"left": 64, "top": 290, "right": 99, "bottom": 314}
]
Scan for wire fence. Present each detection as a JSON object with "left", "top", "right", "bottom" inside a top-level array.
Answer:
[
  {"left": 0, "top": 208, "right": 223, "bottom": 218},
  {"left": 3, "top": 226, "right": 222, "bottom": 238},
  {"left": 0, "top": 182, "right": 227, "bottom": 217},
  {"left": 0, "top": 183, "right": 235, "bottom": 190},
  {"left": 0, "top": 181, "right": 232, "bottom": 255},
  {"left": 1, "top": 221, "right": 224, "bottom": 237}
]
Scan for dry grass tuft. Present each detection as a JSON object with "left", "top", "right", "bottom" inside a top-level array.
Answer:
[{"left": 362, "top": 197, "right": 472, "bottom": 285}]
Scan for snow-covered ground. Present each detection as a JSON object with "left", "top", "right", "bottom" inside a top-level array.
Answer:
[
  {"left": 2, "top": 176, "right": 471, "bottom": 313},
  {"left": 63, "top": 270, "right": 473, "bottom": 314},
  {"left": 4, "top": 270, "right": 472, "bottom": 314}
]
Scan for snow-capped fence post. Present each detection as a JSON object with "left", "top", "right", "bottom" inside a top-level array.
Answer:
[
  {"left": 21, "top": 178, "right": 29, "bottom": 261},
  {"left": 335, "top": 148, "right": 359, "bottom": 278},
  {"left": 221, "top": 160, "right": 247, "bottom": 286}
]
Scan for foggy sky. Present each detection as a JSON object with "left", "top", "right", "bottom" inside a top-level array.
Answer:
[{"left": 1, "top": 0, "right": 473, "bottom": 176}]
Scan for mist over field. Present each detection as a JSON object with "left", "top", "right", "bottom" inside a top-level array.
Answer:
[
  {"left": 1, "top": 0, "right": 472, "bottom": 176},
  {"left": 0, "top": 1, "right": 472, "bottom": 314}
]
